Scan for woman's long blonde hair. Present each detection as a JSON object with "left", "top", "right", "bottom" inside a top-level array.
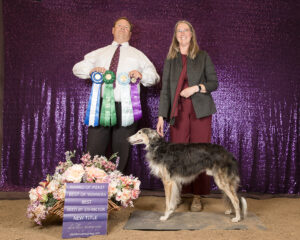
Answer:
[{"left": 167, "top": 20, "right": 200, "bottom": 60}]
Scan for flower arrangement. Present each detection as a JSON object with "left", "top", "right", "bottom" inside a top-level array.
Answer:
[{"left": 27, "top": 151, "right": 141, "bottom": 225}]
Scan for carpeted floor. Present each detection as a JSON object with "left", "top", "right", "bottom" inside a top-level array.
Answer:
[
  {"left": 124, "top": 210, "right": 265, "bottom": 230},
  {"left": 0, "top": 195, "right": 299, "bottom": 240}
]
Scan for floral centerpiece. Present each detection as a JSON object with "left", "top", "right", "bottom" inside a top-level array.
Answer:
[{"left": 27, "top": 151, "right": 141, "bottom": 225}]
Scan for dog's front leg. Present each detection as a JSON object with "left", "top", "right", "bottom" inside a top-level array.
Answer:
[
  {"left": 175, "top": 181, "right": 182, "bottom": 207},
  {"left": 160, "top": 180, "right": 177, "bottom": 221},
  {"left": 160, "top": 180, "right": 171, "bottom": 221},
  {"left": 164, "top": 180, "right": 170, "bottom": 208}
]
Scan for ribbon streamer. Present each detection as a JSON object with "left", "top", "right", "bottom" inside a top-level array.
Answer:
[
  {"left": 100, "top": 70, "right": 117, "bottom": 127},
  {"left": 84, "top": 72, "right": 103, "bottom": 126},
  {"left": 117, "top": 72, "right": 134, "bottom": 127},
  {"left": 130, "top": 77, "right": 142, "bottom": 121}
]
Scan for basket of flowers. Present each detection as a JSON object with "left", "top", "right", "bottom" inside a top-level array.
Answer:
[{"left": 26, "top": 151, "right": 141, "bottom": 225}]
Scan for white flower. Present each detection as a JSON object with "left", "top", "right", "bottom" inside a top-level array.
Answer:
[
  {"left": 34, "top": 186, "right": 48, "bottom": 202},
  {"left": 36, "top": 186, "right": 46, "bottom": 196},
  {"left": 47, "top": 180, "right": 60, "bottom": 193},
  {"left": 53, "top": 184, "right": 66, "bottom": 200},
  {"left": 52, "top": 172, "right": 64, "bottom": 184},
  {"left": 62, "top": 164, "right": 85, "bottom": 183},
  {"left": 134, "top": 179, "right": 141, "bottom": 190},
  {"left": 85, "top": 166, "right": 107, "bottom": 182},
  {"left": 120, "top": 188, "right": 132, "bottom": 203},
  {"left": 33, "top": 204, "right": 46, "bottom": 217},
  {"left": 29, "top": 189, "right": 38, "bottom": 202},
  {"left": 115, "top": 191, "right": 122, "bottom": 202},
  {"left": 108, "top": 181, "right": 118, "bottom": 198},
  {"left": 110, "top": 170, "right": 122, "bottom": 178}
]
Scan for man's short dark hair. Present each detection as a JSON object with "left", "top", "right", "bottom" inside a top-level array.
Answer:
[{"left": 114, "top": 17, "right": 133, "bottom": 32}]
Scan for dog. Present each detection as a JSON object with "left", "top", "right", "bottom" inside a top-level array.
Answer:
[{"left": 128, "top": 128, "right": 247, "bottom": 222}]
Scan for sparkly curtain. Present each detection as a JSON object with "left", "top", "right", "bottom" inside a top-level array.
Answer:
[{"left": 1, "top": 0, "right": 299, "bottom": 193}]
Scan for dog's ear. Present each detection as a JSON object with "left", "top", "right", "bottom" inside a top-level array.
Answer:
[{"left": 146, "top": 128, "right": 160, "bottom": 140}]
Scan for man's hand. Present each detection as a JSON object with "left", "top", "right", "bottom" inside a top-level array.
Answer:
[
  {"left": 129, "top": 70, "right": 142, "bottom": 79},
  {"left": 89, "top": 67, "right": 106, "bottom": 75}
]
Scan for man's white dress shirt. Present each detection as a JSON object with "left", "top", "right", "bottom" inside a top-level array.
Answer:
[{"left": 73, "top": 41, "right": 160, "bottom": 102}]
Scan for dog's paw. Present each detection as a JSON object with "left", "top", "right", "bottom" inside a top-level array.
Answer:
[
  {"left": 225, "top": 209, "right": 232, "bottom": 215},
  {"left": 160, "top": 216, "right": 168, "bottom": 221},
  {"left": 231, "top": 217, "right": 241, "bottom": 223}
]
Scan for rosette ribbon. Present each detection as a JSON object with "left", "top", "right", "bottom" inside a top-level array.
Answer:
[
  {"left": 84, "top": 71, "right": 103, "bottom": 126},
  {"left": 130, "top": 77, "right": 142, "bottom": 121},
  {"left": 117, "top": 72, "right": 134, "bottom": 127},
  {"left": 100, "top": 70, "right": 117, "bottom": 127}
]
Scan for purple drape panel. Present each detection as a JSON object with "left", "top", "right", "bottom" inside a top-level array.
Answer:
[{"left": 1, "top": 0, "right": 299, "bottom": 193}]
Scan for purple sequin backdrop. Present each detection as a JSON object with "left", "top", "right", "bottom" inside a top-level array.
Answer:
[{"left": 1, "top": 0, "right": 299, "bottom": 193}]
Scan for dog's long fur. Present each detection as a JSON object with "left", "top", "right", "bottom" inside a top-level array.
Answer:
[{"left": 128, "top": 128, "right": 247, "bottom": 222}]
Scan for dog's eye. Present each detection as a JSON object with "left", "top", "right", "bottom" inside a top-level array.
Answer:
[{"left": 138, "top": 132, "right": 141, "bottom": 134}]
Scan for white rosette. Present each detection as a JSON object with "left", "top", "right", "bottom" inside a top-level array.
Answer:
[{"left": 117, "top": 72, "right": 134, "bottom": 127}]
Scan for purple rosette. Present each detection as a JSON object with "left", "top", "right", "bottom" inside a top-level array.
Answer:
[{"left": 130, "top": 77, "right": 142, "bottom": 121}]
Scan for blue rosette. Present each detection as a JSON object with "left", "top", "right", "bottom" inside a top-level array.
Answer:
[
  {"left": 84, "top": 72, "right": 104, "bottom": 126},
  {"left": 91, "top": 71, "right": 104, "bottom": 84}
]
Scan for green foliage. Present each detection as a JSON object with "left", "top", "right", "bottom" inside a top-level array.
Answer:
[{"left": 45, "top": 193, "right": 58, "bottom": 208}]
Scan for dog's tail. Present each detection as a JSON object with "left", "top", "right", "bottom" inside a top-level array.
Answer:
[{"left": 240, "top": 196, "right": 247, "bottom": 219}]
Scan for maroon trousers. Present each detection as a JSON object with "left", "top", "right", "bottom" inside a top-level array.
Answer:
[{"left": 170, "top": 96, "right": 212, "bottom": 195}]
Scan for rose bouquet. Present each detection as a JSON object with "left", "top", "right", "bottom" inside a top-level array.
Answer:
[{"left": 27, "top": 151, "right": 141, "bottom": 225}]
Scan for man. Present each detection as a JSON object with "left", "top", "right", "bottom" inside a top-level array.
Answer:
[{"left": 73, "top": 17, "right": 159, "bottom": 172}]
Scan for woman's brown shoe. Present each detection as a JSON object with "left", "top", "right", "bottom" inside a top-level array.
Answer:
[{"left": 190, "top": 195, "right": 203, "bottom": 212}]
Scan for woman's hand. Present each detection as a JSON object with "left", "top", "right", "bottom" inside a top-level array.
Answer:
[
  {"left": 156, "top": 116, "right": 164, "bottom": 137},
  {"left": 180, "top": 85, "right": 199, "bottom": 98}
]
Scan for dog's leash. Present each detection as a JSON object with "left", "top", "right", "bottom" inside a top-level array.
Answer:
[{"left": 164, "top": 123, "right": 170, "bottom": 136}]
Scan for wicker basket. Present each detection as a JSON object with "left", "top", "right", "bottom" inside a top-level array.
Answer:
[{"left": 46, "top": 199, "right": 120, "bottom": 221}]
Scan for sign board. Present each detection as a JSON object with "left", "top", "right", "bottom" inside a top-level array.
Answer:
[{"left": 62, "top": 183, "right": 108, "bottom": 238}]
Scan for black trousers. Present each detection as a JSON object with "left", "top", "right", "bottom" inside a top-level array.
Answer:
[{"left": 87, "top": 102, "right": 138, "bottom": 173}]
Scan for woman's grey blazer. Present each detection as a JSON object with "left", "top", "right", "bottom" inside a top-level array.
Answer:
[{"left": 158, "top": 50, "right": 218, "bottom": 125}]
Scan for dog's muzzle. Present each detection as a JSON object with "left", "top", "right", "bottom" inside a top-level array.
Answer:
[{"left": 127, "top": 135, "right": 143, "bottom": 145}]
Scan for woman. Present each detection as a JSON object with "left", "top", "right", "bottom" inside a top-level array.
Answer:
[{"left": 156, "top": 20, "right": 218, "bottom": 211}]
